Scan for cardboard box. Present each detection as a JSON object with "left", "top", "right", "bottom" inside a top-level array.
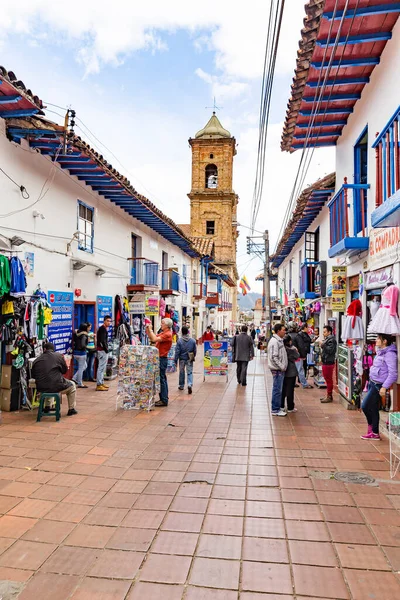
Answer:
[
  {"left": 0, "top": 388, "right": 11, "bottom": 411},
  {"left": 0, "top": 365, "right": 12, "bottom": 390}
]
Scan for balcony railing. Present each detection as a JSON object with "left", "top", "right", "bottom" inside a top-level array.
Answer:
[
  {"left": 193, "top": 283, "right": 207, "bottom": 299},
  {"left": 328, "top": 178, "right": 370, "bottom": 257},
  {"left": 128, "top": 258, "right": 159, "bottom": 288},
  {"left": 206, "top": 292, "right": 220, "bottom": 307},
  {"left": 160, "top": 269, "right": 187, "bottom": 295},
  {"left": 300, "top": 260, "right": 318, "bottom": 299}
]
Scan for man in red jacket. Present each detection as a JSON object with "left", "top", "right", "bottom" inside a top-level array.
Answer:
[{"left": 202, "top": 326, "right": 214, "bottom": 342}]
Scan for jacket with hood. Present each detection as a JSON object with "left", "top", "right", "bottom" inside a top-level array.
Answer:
[
  {"left": 285, "top": 345, "right": 300, "bottom": 378},
  {"left": 370, "top": 344, "right": 398, "bottom": 389},
  {"left": 175, "top": 334, "right": 197, "bottom": 362},
  {"left": 298, "top": 330, "right": 312, "bottom": 356},
  {"left": 321, "top": 334, "right": 337, "bottom": 364},
  {"left": 73, "top": 330, "right": 88, "bottom": 355},
  {"left": 267, "top": 334, "right": 288, "bottom": 372},
  {"left": 232, "top": 332, "right": 254, "bottom": 362}
]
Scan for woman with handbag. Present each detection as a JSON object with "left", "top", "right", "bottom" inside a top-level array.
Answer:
[{"left": 174, "top": 326, "right": 197, "bottom": 394}]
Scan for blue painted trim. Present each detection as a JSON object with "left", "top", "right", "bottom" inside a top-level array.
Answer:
[
  {"left": 296, "top": 120, "right": 347, "bottom": 128},
  {"left": 383, "top": 137, "right": 387, "bottom": 202},
  {"left": 58, "top": 157, "right": 90, "bottom": 163},
  {"left": 354, "top": 124, "right": 368, "bottom": 148},
  {"left": 0, "top": 108, "right": 39, "bottom": 118},
  {"left": 61, "top": 164, "right": 98, "bottom": 170},
  {"left": 292, "top": 141, "right": 336, "bottom": 149},
  {"left": 323, "top": 3, "right": 400, "bottom": 19},
  {"left": 317, "top": 32, "right": 392, "bottom": 47},
  {"left": 372, "top": 105, "right": 400, "bottom": 147},
  {"left": 303, "top": 93, "right": 361, "bottom": 102},
  {"left": 306, "top": 77, "right": 369, "bottom": 87},
  {"left": 328, "top": 237, "right": 369, "bottom": 258},
  {"left": 353, "top": 125, "right": 368, "bottom": 235},
  {"left": 294, "top": 132, "right": 340, "bottom": 140},
  {"left": 300, "top": 108, "right": 353, "bottom": 116},
  {"left": 390, "top": 123, "right": 395, "bottom": 196},
  {"left": 371, "top": 189, "right": 400, "bottom": 227},
  {"left": 0, "top": 95, "right": 22, "bottom": 104},
  {"left": 311, "top": 57, "right": 380, "bottom": 68}
]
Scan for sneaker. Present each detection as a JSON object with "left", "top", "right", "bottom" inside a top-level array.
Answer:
[
  {"left": 272, "top": 410, "right": 287, "bottom": 417},
  {"left": 188, "top": 387, "right": 192, "bottom": 394},
  {"left": 96, "top": 385, "right": 108, "bottom": 391},
  {"left": 67, "top": 408, "right": 78, "bottom": 416},
  {"left": 78, "top": 385, "right": 88, "bottom": 389},
  {"left": 155, "top": 400, "right": 168, "bottom": 407},
  {"left": 302, "top": 384, "right": 313, "bottom": 389},
  {"left": 287, "top": 408, "right": 298, "bottom": 413},
  {"left": 178, "top": 387, "right": 184, "bottom": 390},
  {"left": 320, "top": 395, "right": 333, "bottom": 403},
  {"left": 361, "top": 432, "right": 381, "bottom": 440},
  {"left": 102, "top": 384, "right": 110, "bottom": 389}
]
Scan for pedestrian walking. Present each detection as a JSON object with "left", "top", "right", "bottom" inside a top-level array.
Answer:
[
  {"left": 250, "top": 327, "right": 256, "bottom": 343},
  {"left": 232, "top": 325, "right": 254, "bottom": 386},
  {"left": 267, "top": 323, "right": 288, "bottom": 417},
  {"left": 175, "top": 326, "right": 197, "bottom": 394},
  {"left": 202, "top": 326, "right": 214, "bottom": 342},
  {"left": 361, "top": 334, "right": 397, "bottom": 440},
  {"left": 298, "top": 323, "right": 312, "bottom": 378},
  {"left": 96, "top": 315, "right": 111, "bottom": 391},
  {"left": 83, "top": 323, "right": 96, "bottom": 382},
  {"left": 281, "top": 335, "right": 299, "bottom": 413},
  {"left": 146, "top": 318, "right": 173, "bottom": 406},
  {"left": 287, "top": 322, "right": 312, "bottom": 389},
  {"left": 320, "top": 325, "right": 337, "bottom": 403},
  {"left": 72, "top": 323, "right": 89, "bottom": 388}
]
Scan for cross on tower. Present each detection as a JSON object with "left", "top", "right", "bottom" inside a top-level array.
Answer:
[{"left": 205, "top": 97, "right": 222, "bottom": 112}]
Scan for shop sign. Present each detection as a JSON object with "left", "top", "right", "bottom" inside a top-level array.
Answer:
[
  {"left": 48, "top": 290, "right": 74, "bottom": 354},
  {"left": 314, "top": 261, "right": 326, "bottom": 297},
  {"left": 331, "top": 266, "right": 347, "bottom": 311},
  {"left": 145, "top": 294, "right": 159, "bottom": 316},
  {"left": 97, "top": 295, "right": 113, "bottom": 340},
  {"left": 204, "top": 341, "right": 229, "bottom": 377},
  {"left": 365, "top": 266, "right": 393, "bottom": 290},
  {"left": 369, "top": 227, "right": 400, "bottom": 270},
  {"left": 129, "top": 293, "right": 145, "bottom": 314}
]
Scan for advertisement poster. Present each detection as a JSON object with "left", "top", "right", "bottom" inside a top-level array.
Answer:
[
  {"left": 204, "top": 341, "right": 229, "bottom": 377},
  {"left": 97, "top": 295, "right": 113, "bottom": 340},
  {"left": 332, "top": 266, "right": 347, "bottom": 311},
  {"left": 145, "top": 294, "right": 159, "bottom": 316},
  {"left": 129, "top": 293, "right": 145, "bottom": 315},
  {"left": 22, "top": 252, "right": 34, "bottom": 278},
  {"left": 48, "top": 290, "right": 74, "bottom": 353}
]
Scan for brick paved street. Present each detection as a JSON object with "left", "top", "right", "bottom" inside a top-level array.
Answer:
[{"left": 0, "top": 354, "right": 399, "bottom": 599}]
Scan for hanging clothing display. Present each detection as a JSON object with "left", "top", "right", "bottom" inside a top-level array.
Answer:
[
  {"left": 9, "top": 257, "right": 26, "bottom": 297},
  {"left": 117, "top": 344, "right": 160, "bottom": 410},
  {"left": 0, "top": 256, "right": 11, "bottom": 297},
  {"left": 369, "top": 284, "right": 400, "bottom": 335},
  {"left": 342, "top": 299, "right": 364, "bottom": 342}
]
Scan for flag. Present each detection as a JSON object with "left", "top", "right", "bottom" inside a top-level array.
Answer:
[
  {"left": 241, "top": 276, "right": 251, "bottom": 291},
  {"left": 239, "top": 280, "right": 247, "bottom": 295}
]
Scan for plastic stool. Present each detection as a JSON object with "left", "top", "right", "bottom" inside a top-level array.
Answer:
[{"left": 37, "top": 393, "right": 61, "bottom": 422}]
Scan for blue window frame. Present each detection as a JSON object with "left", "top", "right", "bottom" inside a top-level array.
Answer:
[
  {"left": 372, "top": 105, "right": 400, "bottom": 205},
  {"left": 77, "top": 200, "right": 94, "bottom": 253},
  {"left": 353, "top": 126, "right": 368, "bottom": 235}
]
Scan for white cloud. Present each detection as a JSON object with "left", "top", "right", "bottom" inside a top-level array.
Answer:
[{"left": 195, "top": 68, "right": 249, "bottom": 101}]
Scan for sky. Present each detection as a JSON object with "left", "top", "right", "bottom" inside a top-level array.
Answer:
[{"left": 1, "top": 0, "right": 335, "bottom": 293}]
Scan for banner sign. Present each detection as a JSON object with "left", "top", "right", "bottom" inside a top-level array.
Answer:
[
  {"left": 332, "top": 266, "right": 347, "bottom": 311},
  {"left": 48, "top": 290, "right": 74, "bottom": 353},
  {"left": 204, "top": 341, "right": 229, "bottom": 377},
  {"left": 365, "top": 266, "right": 393, "bottom": 290},
  {"left": 145, "top": 294, "right": 159, "bottom": 316},
  {"left": 97, "top": 295, "right": 113, "bottom": 340},
  {"left": 369, "top": 227, "right": 400, "bottom": 270}
]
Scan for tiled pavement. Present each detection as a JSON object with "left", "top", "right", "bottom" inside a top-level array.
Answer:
[{"left": 0, "top": 354, "right": 399, "bottom": 599}]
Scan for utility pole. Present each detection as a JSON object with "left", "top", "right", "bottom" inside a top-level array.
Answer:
[{"left": 263, "top": 230, "right": 271, "bottom": 325}]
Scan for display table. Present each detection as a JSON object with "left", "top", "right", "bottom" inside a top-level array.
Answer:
[{"left": 117, "top": 345, "right": 160, "bottom": 411}]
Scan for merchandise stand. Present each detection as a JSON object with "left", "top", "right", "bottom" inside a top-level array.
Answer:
[
  {"left": 389, "top": 412, "right": 400, "bottom": 479},
  {"left": 116, "top": 345, "right": 160, "bottom": 412}
]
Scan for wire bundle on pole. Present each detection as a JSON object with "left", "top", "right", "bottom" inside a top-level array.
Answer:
[{"left": 250, "top": 0, "right": 285, "bottom": 234}]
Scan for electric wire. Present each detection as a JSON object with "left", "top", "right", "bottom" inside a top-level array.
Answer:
[{"left": 0, "top": 167, "right": 30, "bottom": 199}]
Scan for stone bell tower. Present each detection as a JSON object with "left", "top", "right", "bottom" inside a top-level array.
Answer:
[{"left": 188, "top": 112, "right": 239, "bottom": 281}]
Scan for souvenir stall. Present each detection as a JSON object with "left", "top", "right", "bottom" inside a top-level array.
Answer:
[
  {"left": 116, "top": 342, "right": 160, "bottom": 411},
  {"left": 0, "top": 253, "right": 54, "bottom": 412},
  {"left": 337, "top": 299, "right": 365, "bottom": 406}
]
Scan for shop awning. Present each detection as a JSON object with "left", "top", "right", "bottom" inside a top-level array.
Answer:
[
  {"left": 7, "top": 118, "right": 199, "bottom": 259},
  {"left": 281, "top": 1, "right": 400, "bottom": 152}
]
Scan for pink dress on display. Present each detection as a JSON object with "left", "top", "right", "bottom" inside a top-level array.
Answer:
[{"left": 369, "top": 285, "right": 400, "bottom": 335}]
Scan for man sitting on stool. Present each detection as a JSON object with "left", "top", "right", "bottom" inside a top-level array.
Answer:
[{"left": 32, "top": 342, "right": 78, "bottom": 416}]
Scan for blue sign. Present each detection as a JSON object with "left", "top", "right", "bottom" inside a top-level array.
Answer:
[
  {"left": 97, "top": 295, "right": 113, "bottom": 339},
  {"left": 48, "top": 290, "right": 74, "bottom": 354}
]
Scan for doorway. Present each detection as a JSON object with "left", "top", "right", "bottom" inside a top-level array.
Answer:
[{"left": 74, "top": 302, "right": 96, "bottom": 331}]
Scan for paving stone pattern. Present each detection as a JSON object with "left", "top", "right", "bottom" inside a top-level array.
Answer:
[{"left": 0, "top": 354, "right": 399, "bottom": 598}]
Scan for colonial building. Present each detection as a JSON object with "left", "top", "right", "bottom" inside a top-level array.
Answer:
[{"left": 180, "top": 112, "right": 239, "bottom": 332}]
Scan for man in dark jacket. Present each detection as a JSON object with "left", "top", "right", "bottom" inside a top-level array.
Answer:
[
  {"left": 320, "top": 325, "right": 337, "bottom": 403},
  {"left": 32, "top": 342, "right": 77, "bottom": 415},
  {"left": 175, "top": 326, "right": 197, "bottom": 394},
  {"left": 298, "top": 324, "right": 312, "bottom": 377},
  {"left": 232, "top": 325, "right": 254, "bottom": 386},
  {"left": 288, "top": 323, "right": 312, "bottom": 389},
  {"left": 96, "top": 315, "right": 111, "bottom": 392}
]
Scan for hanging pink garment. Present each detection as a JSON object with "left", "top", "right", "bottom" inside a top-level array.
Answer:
[{"left": 369, "top": 285, "right": 400, "bottom": 335}]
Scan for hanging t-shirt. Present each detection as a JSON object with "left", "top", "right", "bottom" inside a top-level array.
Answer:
[
  {"left": 0, "top": 256, "right": 11, "bottom": 297},
  {"left": 9, "top": 257, "right": 26, "bottom": 297}
]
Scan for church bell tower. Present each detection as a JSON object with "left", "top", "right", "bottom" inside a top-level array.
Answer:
[{"left": 188, "top": 112, "right": 239, "bottom": 281}]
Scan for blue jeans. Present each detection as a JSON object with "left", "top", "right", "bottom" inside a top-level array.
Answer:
[
  {"left": 83, "top": 352, "right": 95, "bottom": 381},
  {"left": 73, "top": 354, "right": 87, "bottom": 386},
  {"left": 362, "top": 381, "right": 381, "bottom": 434},
  {"left": 97, "top": 350, "right": 108, "bottom": 385},
  {"left": 179, "top": 360, "right": 193, "bottom": 388},
  {"left": 159, "top": 356, "right": 168, "bottom": 404},
  {"left": 295, "top": 360, "right": 308, "bottom": 387},
  {"left": 271, "top": 370, "right": 285, "bottom": 413}
]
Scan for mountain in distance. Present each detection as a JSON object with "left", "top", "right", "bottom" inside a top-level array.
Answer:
[{"left": 237, "top": 292, "right": 262, "bottom": 311}]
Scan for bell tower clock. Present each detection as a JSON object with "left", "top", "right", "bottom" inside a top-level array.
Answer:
[{"left": 188, "top": 112, "right": 239, "bottom": 283}]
